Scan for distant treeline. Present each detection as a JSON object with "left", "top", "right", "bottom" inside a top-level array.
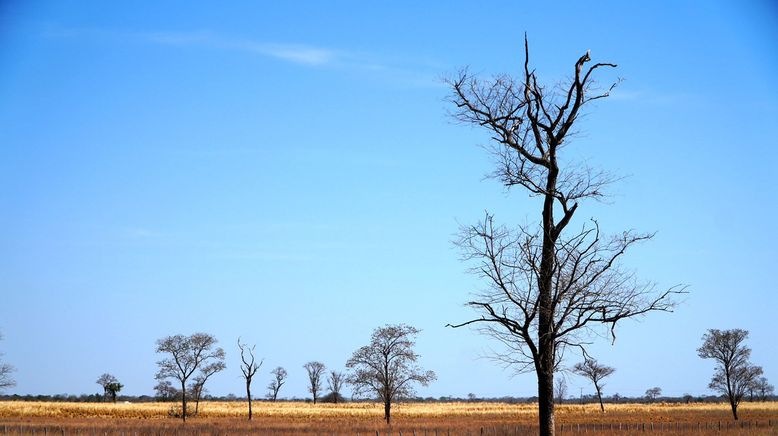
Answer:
[{"left": 0, "top": 393, "right": 774, "bottom": 404}]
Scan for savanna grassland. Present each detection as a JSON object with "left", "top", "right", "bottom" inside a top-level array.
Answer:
[{"left": 0, "top": 401, "right": 777, "bottom": 435}]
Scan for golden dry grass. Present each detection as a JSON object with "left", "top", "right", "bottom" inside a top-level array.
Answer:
[{"left": 0, "top": 401, "right": 776, "bottom": 435}]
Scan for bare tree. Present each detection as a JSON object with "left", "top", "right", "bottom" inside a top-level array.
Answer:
[
  {"left": 445, "top": 35, "right": 682, "bottom": 436},
  {"left": 645, "top": 387, "right": 662, "bottom": 402},
  {"left": 303, "top": 361, "right": 326, "bottom": 404},
  {"left": 238, "top": 338, "right": 263, "bottom": 420},
  {"left": 698, "top": 329, "right": 763, "bottom": 420},
  {"left": 346, "top": 324, "right": 436, "bottom": 424},
  {"left": 0, "top": 332, "right": 15, "bottom": 392},
  {"left": 752, "top": 377, "right": 774, "bottom": 401},
  {"left": 96, "top": 373, "right": 123, "bottom": 403},
  {"left": 155, "top": 333, "right": 226, "bottom": 421},
  {"left": 189, "top": 355, "right": 226, "bottom": 416},
  {"left": 327, "top": 370, "right": 345, "bottom": 403},
  {"left": 267, "top": 366, "right": 287, "bottom": 401},
  {"left": 572, "top": 359, "right": 614, "bottom": 412},
  {"left": 554, "top": 377, "right": 567, "bottom": 404}
]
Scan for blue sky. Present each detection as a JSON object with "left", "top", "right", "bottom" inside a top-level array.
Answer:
[{"left": 1, "top": 1, "right": 776, "bottom": 400}]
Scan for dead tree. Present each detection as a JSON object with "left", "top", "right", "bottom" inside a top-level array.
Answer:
[
  {"left": 303, "top": 361, "right": 326, "bottom": 404},
  {"left": 573, "top": 359, "right": 614, "bottom": 412},
  {"left": 155, "top": 333, "right": 226, "bottom": 422},
  {"left": 327, "top": 370, "right": 345, "bottom": 403},
  {"left": 267, "top": 366, "right": 287, "bottom": 401},
  {"left": 238, "top": 338, "right": 263, "bottom": 420},
  {"left": 446, "top": 35, "right": 682, "bottom": 436},
  {"left": 698, "top": 329, "right": 763, "bottom": 420},
  {"left": 346, "top": 324, "right": 436, "bottom": 424}
]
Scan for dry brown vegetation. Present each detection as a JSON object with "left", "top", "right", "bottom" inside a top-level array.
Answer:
[{"left": 0, "top": 401, "right": 776, "bottom": 435}]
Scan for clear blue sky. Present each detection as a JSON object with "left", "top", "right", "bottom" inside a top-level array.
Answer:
[{"left": 1, "top": 1, "right": 776, "bottom": 400}]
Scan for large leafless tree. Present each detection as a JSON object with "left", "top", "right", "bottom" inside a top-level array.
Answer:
[
  {"left": 346, "top": 324, "right": 436, "bottom": 424},
  {"left": 0, "top": 332, "right": 15, "bottom": 392},
  {"left": 446, "top": 35, "right": 681, "bottom": 436},
  {"left": 572, "top": 359, "right": 614, "bottom": 412},
  {"left": 698, "top": 328, "right": 763, "bottom": 420},
  {"left": 155, "top": 333, "right": 226, "bottom": 421},
  {"left": 267, "top": 366, "right": 287, "bottom": 401},
  {"left": 303, "top": 361, "right": 326, "bottom": 404},
  {"left": 237, "top": 338, "right": 263, "bottom": 420}
]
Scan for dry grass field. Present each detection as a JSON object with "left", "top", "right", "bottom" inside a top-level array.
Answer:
[{"left": 0, "top": 401, "right": 776, "bottom": 435}]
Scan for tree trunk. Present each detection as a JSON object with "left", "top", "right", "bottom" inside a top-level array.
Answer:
[
  {"left": 384, "top": 400, "right": 391, "bottom": 424},
  {"left": 181, "top": 382, "right": 187, "bottom": 422},
  {"left": 247, "top": 380, "right": 253, "bottom": 421},
  {"left": 537, "top": 367, "right": 555, "bottom": 436},
  {"left": 595, "top": 387, "right": 604, "bottom": 412},
  {"left": 730, "top": 399, "right": 739, "bottom": 420},
  {"left": 536, "top": 167, "right": 559, "bottom": 436}
]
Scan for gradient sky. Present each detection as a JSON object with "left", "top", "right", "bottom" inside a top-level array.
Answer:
[{"left": 1, "top": 1, "right": 776, "bottom": 401}]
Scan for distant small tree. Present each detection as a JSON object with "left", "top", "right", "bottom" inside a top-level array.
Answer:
[
  {"left": 752, "top": 377, "right": 774, "bottom": 401},
  {"left": 0, "top": 332, "right": 16, "bottom": 392},
  {"left": 267, "top": 366, "right": 287, "bottom": 401},
  {"left": 96, "top": 373, "right": 123, "bottom": 403},
  {"left": 682, "top": 393, "right": 693, "bottom": 404},
  {"left": 698, "top": 329, "right": 763, "bottom": 420},
  {"left": 573, "top": 359, "right": 615, "bottom": 412},
  {"left": 467, "top": 393, "right": 477, "bottom": 402},
  {"left": 554, "top": 377, "right": 567, "bottom": 404},
  {"left": 155, "top": 333, "right": 226, "bottom": 422},
  {"left": 303, "top": 361, "right": 326, "bottom": 404},
  {"left": 154, "top": 380, "right": 179, "bottom": 401},
  {"left": 237, "top": 338, "right": 263, "bottom": 420},
  {"left": 327, "top": 370, "right": 345, "bottom": 404},
  {"left": 346, "top": 324, "right": 436, "bottom": 424},
  {"left": 645, "top": 387, "right": 662, "bottom": 402}
]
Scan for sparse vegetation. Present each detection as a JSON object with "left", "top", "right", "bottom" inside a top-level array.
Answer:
[{"left": 0, "top": 401, "right": 777, "bottom": 435}]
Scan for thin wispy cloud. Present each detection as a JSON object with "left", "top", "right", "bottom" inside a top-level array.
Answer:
[
  {"left": 142, "top": 30, "right": 338, "bottom": 66},
  {"left": 42, "top": 26, "right": 442, "bottom": 84}
]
